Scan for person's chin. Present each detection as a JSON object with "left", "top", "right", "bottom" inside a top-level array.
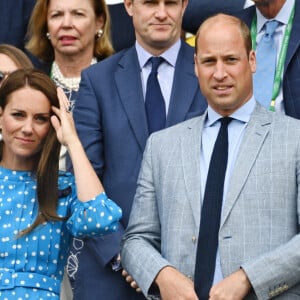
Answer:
[{"left": 150, "top": 34, "right": 176, "bottom": 48}]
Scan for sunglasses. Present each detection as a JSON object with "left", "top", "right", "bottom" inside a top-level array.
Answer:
[{"left": 0, "top": 71, "right": 10, "bottom": 84}]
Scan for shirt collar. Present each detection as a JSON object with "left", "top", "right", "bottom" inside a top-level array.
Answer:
[
  {"left": 135, "top": 39, "right": 181, "bottom": 69},
  {"left": 256, "top": 0, "right": 295, "bottom": 33},
  {"left": 206, "top": 96, "right": 256, "bottom": 127}
]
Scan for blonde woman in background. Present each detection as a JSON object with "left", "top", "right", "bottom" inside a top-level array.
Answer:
[{"left": 26, "top": 0, "right": 114, "bottom": 170}]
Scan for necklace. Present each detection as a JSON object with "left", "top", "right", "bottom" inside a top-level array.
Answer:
[{"left": 51, "top": 58, "right": 97, "bottom": 91}]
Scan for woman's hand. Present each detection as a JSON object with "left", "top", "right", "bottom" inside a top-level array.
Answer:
[
  {"left": 51, "top": 87, "right": 78, "bottom": 147},
  {"left": 51, "top": 87, "right": 104, "bottom": 201}
]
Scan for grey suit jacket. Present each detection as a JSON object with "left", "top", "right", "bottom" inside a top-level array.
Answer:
[{"left": 121, "top": 104, "right": 300, "bottom": 299}]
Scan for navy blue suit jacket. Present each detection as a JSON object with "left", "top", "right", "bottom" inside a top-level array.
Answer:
[
  {"left": 237, "top": 0, "right": 300, "bottom": 119},
  {"left": 70, "top": 41, "right": 207, "bottom": 299},
  {"left": 0, "top": 0, "right": 35, "bottom": 50},
  {"left": 108, "top": 3, "right": 135, "bottom": 51},
  {"left": 182, "top": 0, "right": 245, "bottom": 34},
  {"left": 0, "top": 0, "right": 44, "bottom": 68}
]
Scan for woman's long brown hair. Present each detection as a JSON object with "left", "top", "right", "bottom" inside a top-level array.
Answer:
[{"left": 0, "top": 69, "right": 64, "bottom": 236}]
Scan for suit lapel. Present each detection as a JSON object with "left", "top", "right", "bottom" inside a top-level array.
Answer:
[
  {"left": 220, "top": 105, "right": 272, "bottom": 228},
  {"left": 181, "top": 115, "right": 206, "bottom": 228},
  {"left": 167, "top": 42, "right": 200, "bottom": 126},
  {"left": 114, "top": 47, "right": 149, "bottom": 151}
]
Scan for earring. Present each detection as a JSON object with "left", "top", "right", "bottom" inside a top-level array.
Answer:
[
  {"left": 46, "top": 32, "right": 51, "bottom": 40},
  {"left": 96, "top": 29, "right": 103, "bottom": 39}
]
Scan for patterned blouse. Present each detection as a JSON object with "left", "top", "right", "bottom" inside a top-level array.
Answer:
[{"left": 0, "top": 167, "right": 122, "bottom": 299}]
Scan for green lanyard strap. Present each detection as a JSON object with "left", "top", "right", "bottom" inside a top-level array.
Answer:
[{"left": 250, "top": 4, "right": 295, "bottom": 111}]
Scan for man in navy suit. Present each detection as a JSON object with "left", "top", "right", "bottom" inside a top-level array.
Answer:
[
  {"left": 0, "top": 0, "right": 35, "bottom": 51},
  {"left": 0, "top": 0, "right": 40, "bottom": 67},
  {"left": 68, "top": 0, "right": 207, "bottom": 299},
  {"left": 236, "top": 0, "right": 300, "bottom": 119}
]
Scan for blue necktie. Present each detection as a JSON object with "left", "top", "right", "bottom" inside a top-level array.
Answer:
[
  {"left": 253, "top": 20, "right": 279, "bottom": 109},
  {"left": 194, "top": 117, "right": 232, "bottom": 300},
  {"left": 145, "top": 57, "right": 166, "bottom": 134}
]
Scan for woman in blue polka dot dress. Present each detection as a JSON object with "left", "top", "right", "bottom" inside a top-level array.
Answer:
[{"left": 0, "top": 69, "right": 122, "bottom": 299}]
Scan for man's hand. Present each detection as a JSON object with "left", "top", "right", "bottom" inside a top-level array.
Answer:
[
  {"left": 155, "top": 266, "right": 198, "bottom": 300},
  {"left": 122, "top": 269, "right": 142, "bottom": 293},
  {"left": 209, "top": 269, "right": 252, "bottom": 300}
]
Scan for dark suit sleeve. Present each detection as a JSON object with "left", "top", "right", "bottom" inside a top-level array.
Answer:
[
  {"left": 72, "top": 70, "right": 123, "bottom": 265},
  {"left": 182, "top": 0, "right": 245, "bottom": 34},
  {"left": 73, "top": 70, "right": 105, "bottom": 177},
  {"left": 85, "top": 225, "right": 125, "bottom": 266},
  {"left": 0, "top": 0, "right": 36, "bottom": 49}
]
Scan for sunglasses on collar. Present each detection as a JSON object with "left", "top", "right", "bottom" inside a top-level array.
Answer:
[{"left": 0, "top": 71, "right": 10, "bottom": 84}]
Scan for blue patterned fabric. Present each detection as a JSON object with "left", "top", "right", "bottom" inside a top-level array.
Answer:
[{"left": 0, "top": 167, "right": 121, "bottom": 299}]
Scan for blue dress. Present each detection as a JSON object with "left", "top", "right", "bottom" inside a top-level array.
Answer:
[{"left": 0, "top": 167, "right": 122, "bottom": 299}]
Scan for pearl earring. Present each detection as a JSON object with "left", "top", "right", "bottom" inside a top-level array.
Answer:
[
  {"left": 96, "top": 29, "right": 103, "bottom": 39},
  {"left": 46, "top": 32, "right": 51, "bottom": 40}
]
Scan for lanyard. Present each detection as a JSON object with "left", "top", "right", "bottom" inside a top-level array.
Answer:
[{"left": 250, "top": 5, "right": 295, "bottom": 111}]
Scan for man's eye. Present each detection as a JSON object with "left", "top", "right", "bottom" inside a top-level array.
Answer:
[
  {"left": 202, "top": 59, "right": 215, "bottom": 64},
  {"left": 143, "top": 0, "right": 155, "bottom": 5},
  {"left": 165, "top": 0, "right": 179, "bottom": 5},
  {"left": 227, "top": 57, "right": 238, "bottom": 63}
]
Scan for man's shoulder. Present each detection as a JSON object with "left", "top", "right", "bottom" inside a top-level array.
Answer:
[
  {"left": 180, "top": 40, "right": 196, "bottom": 54},
  {"left": 176, "top": 40, "right": 197, "bottom": 61},
  {"left": 84, "top": 47, "right": 135, "bottom": 74},
  {"left": 151, "top": 115, "right": 203, "bottom": 140},
  {"left": 256, "top": 107, "right": 300, "bottom": 134},
  {"left": 233, "top": 6, "right": 255, "bottom": 25},
  {"left": 272, "top": 111, "right": 300, "bottom": 127}
]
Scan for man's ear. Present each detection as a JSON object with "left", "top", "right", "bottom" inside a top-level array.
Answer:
[
  {"left": 124, "top": 0, "right": 134, "bottom": 17},
  {"left": 249, "top": 50, "right": 256, "bottom": 74},
  {"left": 194, "top": 54, "right": 199, "bottom": 78},
  {"left": 181, "top": 0, "right": 189, "bottom": 16}
]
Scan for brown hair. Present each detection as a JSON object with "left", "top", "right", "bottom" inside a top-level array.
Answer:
[
  {"left": 195, "top": 14, "right": 252, "bottom": 57},
  {"left": 26, "top": 0, "right": 114, "bottom": 62},
  {"left": 0, "top": 68, "right": 64, "bottom": 236},
  {"left": 0, "top": 44, "right": 33, "bottom": 69}
]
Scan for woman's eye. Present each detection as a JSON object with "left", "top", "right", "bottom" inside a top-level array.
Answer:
[
  {"left": 35, "top": 116, "right": 49, "bottom": 123},
  {"left": 11, "top": 112, "right": 24, "bottom": 118}
]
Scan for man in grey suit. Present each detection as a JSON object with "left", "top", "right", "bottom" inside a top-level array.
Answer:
[{"left": 121, "top": 13, "right": 300, "bottom": 299}]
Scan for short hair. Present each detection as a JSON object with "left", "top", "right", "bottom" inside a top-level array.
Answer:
[
  {"left": 195, "top": 14, "right": 252, "bottom": 57},
  {"left": 0, "top": 44, "right": 33, "bottom": 69},
  {"left": 26, "top": 0, "right": 114, "bottom": 62},
  {"left": 0, "top": 68, "right": 64, "bottom": 236}
]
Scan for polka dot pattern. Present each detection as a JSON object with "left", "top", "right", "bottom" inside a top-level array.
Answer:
[{"left": 0, "top": 168, "right": 122, "bottom": 299}]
